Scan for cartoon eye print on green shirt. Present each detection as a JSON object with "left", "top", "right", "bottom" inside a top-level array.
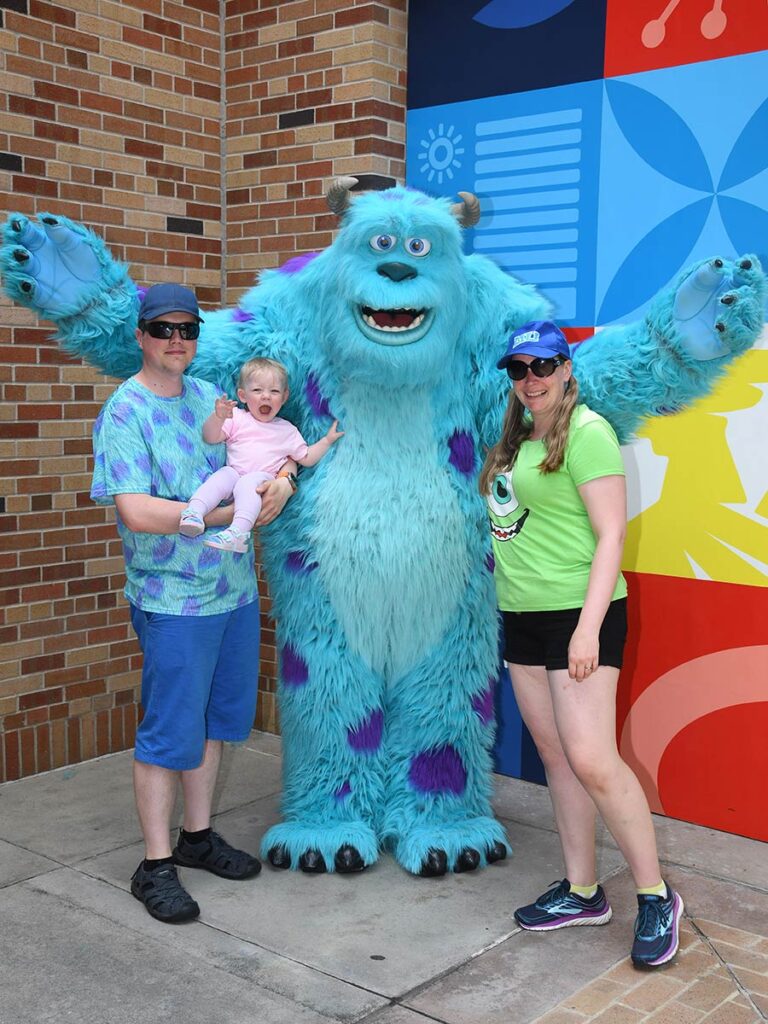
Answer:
[{"left": 487, "top": 473, "right": 530, "bottom": 541}]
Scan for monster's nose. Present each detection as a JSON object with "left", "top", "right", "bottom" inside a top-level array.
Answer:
[{"left": 377, "top": 261, "right": 417, "bottom": 282}]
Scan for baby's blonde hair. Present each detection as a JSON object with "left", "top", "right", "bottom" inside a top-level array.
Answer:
[{"left": 238, "top": 357, "right": 288, "bottom": 391}]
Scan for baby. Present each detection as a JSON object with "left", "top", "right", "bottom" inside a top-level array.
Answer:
[{"left": 179, "top": 357, "right": 342, "bottom": 552}]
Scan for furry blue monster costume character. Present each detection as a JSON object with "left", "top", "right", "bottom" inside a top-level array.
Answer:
[{"left": 2, "top": 180, "right": 764, "bottom": 876}]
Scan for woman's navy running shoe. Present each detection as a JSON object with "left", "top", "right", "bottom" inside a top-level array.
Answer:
[{"left": 514, "top": 879, "right": 612, "bottom": 930}]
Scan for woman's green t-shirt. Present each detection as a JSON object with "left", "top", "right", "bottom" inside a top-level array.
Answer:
[{"left": 487, "top": 404, "right": 627, "bottom": 612}]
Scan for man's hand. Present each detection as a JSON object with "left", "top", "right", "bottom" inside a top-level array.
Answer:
[
  {"left": 214, "top": 396, "right": 237, "bottom": 421},
  {"left": 255, "top": 476, "right": 293, "bottom": 526}
]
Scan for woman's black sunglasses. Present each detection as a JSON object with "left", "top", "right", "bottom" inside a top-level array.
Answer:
[
  {"left": 506, "top": 356, "right": 566, "bottom": 381},
  {"left": 140, "top": 320, "right": 200, "bottom": 341}
]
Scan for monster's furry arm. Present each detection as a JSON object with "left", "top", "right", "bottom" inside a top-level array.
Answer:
[
  {"left": 1, "top": 213, "right": 141, "bottom": 380},
  {"left": 574, "top": 255, "right": 766, "bottom": 443}
]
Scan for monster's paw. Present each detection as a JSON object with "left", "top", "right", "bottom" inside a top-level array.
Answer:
[
  {"left": 260, "top": 821, "right": 379, "bottom": 874},
  {"left": 669, "top": 254, "right": 765, "bottom": 361},
  {"left": 393, "top": 817, "right": 511, "bottom": 877},
  {"left": 1, "top": 212, "right": 132, "bottom": 320}
]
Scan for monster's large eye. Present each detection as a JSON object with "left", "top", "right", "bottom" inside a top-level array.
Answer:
[
  {"left": 487, "top": 473, "right": 519, "bottom": 517},
  {"left": 405, "top": 236, "right": 431, "bottom": 257},
  {"left": 370, "top": 234, "right": 396, "bottom": 252}
]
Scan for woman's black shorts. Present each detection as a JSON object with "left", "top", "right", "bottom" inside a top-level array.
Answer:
[{"left": 501, "top": 598, "right": 627, "bottom": 671}]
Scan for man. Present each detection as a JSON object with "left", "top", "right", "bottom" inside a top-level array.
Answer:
[{"left": 91, "top": 283, "right": 293, "bottom": 923}]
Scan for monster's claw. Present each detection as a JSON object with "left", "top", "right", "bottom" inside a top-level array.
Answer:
[
  {"left": 454, "top": 847, "right": 481, "bottom": 873},
  {"left": 739, "top": 258, "right": 752, "bottom": 270},
  {"left": 298, "top": 849, "right": 327, "bottom": 873},
  {"left": 715, "top": 321, "right": 726, "bottom": 333},
  {"left": 41, "top": 215, "right": 57, "bottom": 226},
  {"left": 713, "top": 257, "right": 724, "bottom": 268},
  {"left": 267, "top": 844, "right": 291, "bottom": 869},
  {"left": 485, "top": 841, "right": 508, "bottom": 863},
  {"left": 20, "top": 281, "right": 32, "bottom": 293},
  {"left": 418, "top": 848, "right": 448, "bottom": 877},
  {"left": 720, "top": 294, "right": 735, "bottom": 305},
  {"left": 13, "top": 249, "right": 28, "bottom": 262},
  {"left": 10, "top": 219, "right": 22, "bottom": 232},
  {"left": 334, "top": 844, "right": 366, "bottom": 873}
]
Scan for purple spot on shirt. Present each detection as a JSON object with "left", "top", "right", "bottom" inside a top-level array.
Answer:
[
  {"left": 347, "top": 708, "right": 383, "bottom": 753},
  {"left": 160, "top": 459, "right": 176, "bottom": 480},
  {"left": 135, "top": 453, "right": 151, "bottom": 474},
  {"left": 409, "top": 745, "right": 467, "bottom": 796},
  {"left": 111, "top": 458, "right": 130, "bottom": 482},
  {"left": 181, "top": 596, "right": 201, "bottom": 615},
  {"left": 215, "top": 576, "right": 230, "bottom": 597},
  {"left": 144, "top": 576, "right": 164, "bottom": 599},
  {"left": 152, "top": 408, "right": 171, "bottom": 427},
  {"left": 152, "top": 537, "right": 175, "bottom": 563},
  {"left": 334, "top": 780, "right": 352, "bottom": 802},
  {"left": 180, "top": 562, "right": 196, "bottom": 581},
  {"left": 186, "top": 378, "right": 201, "bottom": 397},
  {"left": 484, "top": 550, "right": 495, "bottom": 574},
  {"left": 448, "top": 430, "right": 475, "bottom": 476},
  {"left": 177, "top": 432, "right": 195, "bottom": 456},
  {"left": 199, "top": 546, "right": 223, "bottom": 569},
  {"left": 286, "top": 550, "right": 318, "bottom": 574},
  {"left": 232, "top": 307, "right": 255, "bottom": 321},
  {"left": 281, "top": 644, "right": 309, "bottom": 687},
  {"left": 278, "top": 252, "right": 319, "bottom": 275},
  {"left": 180, "top": 405, "right": 196, "bottom": 428},
  {"left": 471, "top": 681, "right": 495, "bottom": 726},
  {"left": 305, "top": 373, "right": 331, "bottom": 417},
  {"left": 111, "top": 401, "right": 133, "bottom": 425}
]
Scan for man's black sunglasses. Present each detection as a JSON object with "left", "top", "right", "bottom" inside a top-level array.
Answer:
[
  {"left": 506, "top": 356, "right": 566, "bottom": 381},
  {"left": 140, "top": 320, "right": 200, "bottom": 341}
]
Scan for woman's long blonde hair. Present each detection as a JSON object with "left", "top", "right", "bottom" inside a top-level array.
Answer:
[{"left": 478, "top": 373, "right": 580, "bottom": 494}]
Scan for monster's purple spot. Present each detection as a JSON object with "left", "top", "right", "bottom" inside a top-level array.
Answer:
[
  {"left": 281, "top": 644, "right": 309, "bottom": 687},
  {"left": 136, "top": 285, "right": 148, "bottom": 302},
  {"left": 181, "top": 596, "right": 201, "bottom": 615},
  {"left": 180, "top": 406, "right": 196, "bottom": 427},
  {"left": 216, "top": 576, "right": 230, "bottom": 597},
  {"left": 408, "top": 745, "right": 467, "bottom": 796},
  {"left": 305, "top": 374, "right": 332, "bottom": 417},
  {"left": 347, "top": 708, "right": 383, "bottom": 753},
  {"left": 177, "top": 432, "right": 195, "bottom": 456},
  {"left": 472, "top": 681, "right": 495, "bottom": 726},
  {"left": 334, "top": 780, "right": 352, "bottom": 802},
  {"left": 232, "top": 307, "right": 255, "bottom": 322},
  {"left": 485, "top": 551, "right": 495, "bottom": 574},
  {"left": 286, "top": 549, "right": 319, "bottom": 575},
  {"left": 111, "top": 458, "right": 130, "bottom": 482},
  {"left": 278, "top": 252, "right": 319, "bottom": 275},
  {"left": 448, "top": 431, "right": 475, "bottom": 476}
]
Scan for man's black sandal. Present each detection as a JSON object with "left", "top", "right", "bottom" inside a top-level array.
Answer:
[
  {"left": 173, "top": 829, "right": 262, "bottom": 880},
  {"left": 130, "top": 862, "right": 200, "bottom": 924}
]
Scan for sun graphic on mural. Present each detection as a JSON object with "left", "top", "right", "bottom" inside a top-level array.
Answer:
[{"left": 418, "top": 124, "right": 464, "bottom": 185}]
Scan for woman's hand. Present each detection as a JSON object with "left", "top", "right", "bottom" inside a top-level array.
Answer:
[
  {"left": 255, "top": 476, "right": 293, "bottom": 526},
  {"left": 568, "top": 629, "right": 600, "bottom": 682}
]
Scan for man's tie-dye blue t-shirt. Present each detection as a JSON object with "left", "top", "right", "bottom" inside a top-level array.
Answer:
[{"left": 91, "top": 375, "right": 259, "bottom": 616}]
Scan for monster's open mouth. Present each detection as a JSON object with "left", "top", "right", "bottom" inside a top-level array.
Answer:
[
  {"left": 361, "top": 306, "right": 427, "bottom": 332},
  {"left": 489, "top": 509, "right": 529, "bottom": 541}
]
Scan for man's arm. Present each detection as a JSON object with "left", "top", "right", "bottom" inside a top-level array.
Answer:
[{"left": 114, "top": 493, "right": 233, "bottom": 533}]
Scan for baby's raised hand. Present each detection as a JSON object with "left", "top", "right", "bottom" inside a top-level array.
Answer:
[
  {"left": 325, "top": 419, "right": 344, "bottom": 445},
  {"left": 214, "top": 396, "right": 237, "bottom": 421}
]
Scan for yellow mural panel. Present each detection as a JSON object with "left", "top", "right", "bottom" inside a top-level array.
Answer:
[{"left": 624, "top": 349, "right": 768, "bottom": 586}]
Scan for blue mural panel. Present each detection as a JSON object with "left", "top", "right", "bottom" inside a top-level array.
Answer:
[
  {"left": 406, "top": 80, "right": 603, "bottom": 325},
  {"left": 596, "top": 49, "right": 768, "bottom": 324},
  {"left": 407, "top": 0, "right": 607, "bottom": 109}
]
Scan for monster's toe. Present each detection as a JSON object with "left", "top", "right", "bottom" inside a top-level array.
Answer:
[
  {"left": 334, "top": 844, "right": 366, "bottom": 873},
  {"left": 454, "top": 847, "right": 481, "bottom": 872},
  {"left": 267, "top": 844, "right": 291, "bottom": 870},
  {"left": 419, "top": 848, "right": 448, "bottom": 877},
  {"left": 486, "top": 840, "right": 508, "bottom": 863},
  {"left": 299, "top": 849, "right": 327, "bottom": 873}
]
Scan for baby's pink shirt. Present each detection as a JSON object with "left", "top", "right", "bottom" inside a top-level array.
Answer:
[{"left": 220, "top": 407, "right": 309, "bottom": 476}]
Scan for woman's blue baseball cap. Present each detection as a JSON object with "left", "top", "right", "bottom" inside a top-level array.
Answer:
[
  {"left": 497, "top": 320, "right": 569, "bottom": 368},
  {"left": 138, "top": 283, "right": 204, "bottom": 322}
]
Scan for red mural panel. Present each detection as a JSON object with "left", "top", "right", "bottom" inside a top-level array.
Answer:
[
  {"left": 618, "top": 572, "right": 768, "bottom": 840},
  {"left": 605, "top": 0, "right": 768, "bottom": 78}
]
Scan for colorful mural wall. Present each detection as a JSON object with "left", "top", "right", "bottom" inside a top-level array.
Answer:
[{"left": 406, "top": 0, "right": 768, "bottom": 842}]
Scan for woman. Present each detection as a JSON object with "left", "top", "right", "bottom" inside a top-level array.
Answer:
[{"left": 480, "top": 320, "right": 682, "bottom": 969}]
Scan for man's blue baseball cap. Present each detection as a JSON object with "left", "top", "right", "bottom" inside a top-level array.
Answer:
[
  {"left": 138, "top": 283, "right": 204, "bottom": 322},
  {"left": 497, "top": 320, "right": 569, "bottom": 368}
]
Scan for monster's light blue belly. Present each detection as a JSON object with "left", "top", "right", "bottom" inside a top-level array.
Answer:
[{"left": 312, "top": 389, "right": 469, "bottom": 680}]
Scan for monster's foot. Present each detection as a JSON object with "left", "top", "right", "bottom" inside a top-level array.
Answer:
[
  {"left": 392, "top": 817, "right": 511, "bottom": 876},
  {"left": 261, "top": 821, "right": 379, "bottom": 874}
]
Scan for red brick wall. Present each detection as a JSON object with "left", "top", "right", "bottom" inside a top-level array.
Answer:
[{"left": 0, "top": 0, "right": 407, "bottom": 781}]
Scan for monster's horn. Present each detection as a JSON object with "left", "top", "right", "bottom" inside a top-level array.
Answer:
[
  {"left": 451, "top": 191, "right": 481, "bottom": 228},
  {"left": 326, "top": 176, "right": 359, "bottom": 217}
]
